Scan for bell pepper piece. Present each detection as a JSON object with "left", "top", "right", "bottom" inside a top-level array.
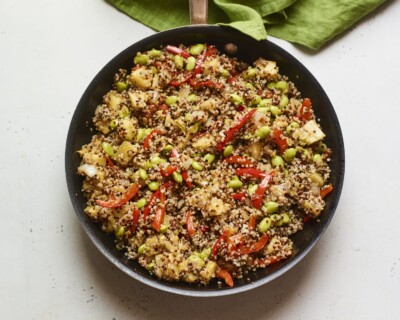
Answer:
[
  {"left": 251, "top": 172, "right": 274, "bottom": 209},
  {"left": 143, "top": 129, "right": 163, "bottom": 150},
  {"left": 224, "top": 156, "right": 254, "bottom": 166},
  {"left": 96, "top": 183, "right": 140, "bottom": 208},
  {"left": 216, "top": 267, "right": 234, "bottom": 287},
  {"left": 320, "top": 184, "right": 333, "bottom": 198},
  {"left": 186, "top": 211, "right": 196, "bottom": 237},
  {"left": 273, "top": 128, "right": 289, "bottom": 155},
  {"left": 299, "top": 98, "right": 312, "bottom": 121},
  {"left": 216, "top": 109, "right": 257, "bottom": 152},
  {"left": 232, "top": 192, "right": 246, "bottom": 200},
  {"left": 235, "top": 168, "right": 266, "bottom": 178},
  {"left": 165, "top": 45, "right": 190, "bottom": 58},
  {"left": 236, "top": 234, "right": 269, "bottom": 255}
]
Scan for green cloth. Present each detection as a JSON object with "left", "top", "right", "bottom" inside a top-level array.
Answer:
[{"left": 107, "top": 0, "right": 386, "bottom": 50}]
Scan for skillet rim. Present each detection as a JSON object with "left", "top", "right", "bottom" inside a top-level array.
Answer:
[{"left": 65, "top": 25, "right": 345, "bottom": 297}]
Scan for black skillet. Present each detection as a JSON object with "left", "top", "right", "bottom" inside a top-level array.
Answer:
[{"left": 65, "top": 0, "right": 345, "bottom": 297}]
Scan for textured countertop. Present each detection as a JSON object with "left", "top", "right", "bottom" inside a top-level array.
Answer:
[{"left": 1, "top": 0, "right": 399, "bottom": 318}]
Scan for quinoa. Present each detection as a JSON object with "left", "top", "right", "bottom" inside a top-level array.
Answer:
[{"left": 77, "top": 44, "right": 333, "bottom": 287}]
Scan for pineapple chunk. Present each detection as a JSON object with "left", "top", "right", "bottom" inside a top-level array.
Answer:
[
  {"left": 192, "top": 134, "right": 215, "bottom": 150},
  {"left": 254, "top": 58, "right": 279, "bottom": 79},
  {"left": 118, "top": 118, "right": 136, "bottom": 142},
  {"left": 294, "top": 120, "right": 326, "bottom": 145},
  {"left": 128, "top": 91, "right": 148, "bottom": 109},
  {"left": 128, "top": 68, "right": 153, "bottom": 89},
  {"left": 115, "top": 141, "right": 137, "bottom": 166},
  {"left": 208, "top": 197, "right": 230, "bottom": 216},
  {"left": 107, "top": 92, "right": 123, "bottom": 110}
]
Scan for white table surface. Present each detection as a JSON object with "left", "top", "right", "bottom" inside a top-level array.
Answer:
[{"left": 1, "top": 0, "right": 400, "bottom": 319}]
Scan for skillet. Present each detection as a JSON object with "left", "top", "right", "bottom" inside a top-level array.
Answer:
[{"left": 65, "top": 0, "right": 345, "bottom": 297}]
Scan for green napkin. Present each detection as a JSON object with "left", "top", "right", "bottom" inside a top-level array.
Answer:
[{"left": 107, "top": 0, "right": 386, "bottom": 50}]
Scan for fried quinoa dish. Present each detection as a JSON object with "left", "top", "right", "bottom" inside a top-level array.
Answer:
[{"left": 77, "top": 43, "right": 333, "bottom": 287}]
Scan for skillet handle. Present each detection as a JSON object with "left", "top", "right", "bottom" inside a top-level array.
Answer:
[{"left": 189, "top": 0, "right": 208, "bottom": 24}]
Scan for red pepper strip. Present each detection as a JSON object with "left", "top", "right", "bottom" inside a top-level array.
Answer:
[
  {"left": 158, "top": 104, "right": 169, "bottom": 112},
  {"left": 186, "top": 211, "right": 196, "bottom": 237},
  {"left": 216, "top": 267, "right": 234, "bottom": 287},
  {"left": 143, "top": 129, "right": 163, "bottom": 150},
  {"left": 303, "top": 215, "right": 312, "bottom": 223},
  {"left": 160, "top": 165, "right": 178, "bottom": 177},
  {"left": 96, "top": 183, "right": 140, "bottom": 208},
  {"left": 232, "top": 192, "right": 246, "bottom": 201},
  {"left": 193, "top": 45, "right": 217, "bottom": 75},
  {"left": 254, "top": 256, "right": 282, "bottom": 267},
  {"left": 131, "top": 209, "right": 141, "bottom": 233},
  {"left": 320, "top": 184, "right": 333, "bottom": 199},
  {"left": 211, "top": 229, "right": 231, "bottom": 257},
  {"left": 105, "top": 155, "right": 115, "bottom": 167},
  {"left": 236, "top": 234, "right": 269, "bottom": 255},
  {"left": 216, "top": 109, "right": 257, "bottom": 152},
  {"left": 299, "top": 98, "right": 312, "bottom": 121},
  {"left": 224, "top": 156, "right": 254, "bottom": 166},
  {"left": 248, "top": 215, "right": 257, "bottom": 230},
  {"left": 169, "top": 73, "right": 193, "bottom": 87},
  {"left": 189, "top": 79, "right": 222, "bottom": 89},
  {"left": 227, "top": 77, "right": 236, "bottom": 83},
  {"left": 165, "top": 45, "right": 190, "bottom": 58},
  {"left": 181, "top": 170, "right": 194, "bottom": 189},
  {"left": 273, "top": 128, "right": 289, "bottom": 155},
  {"left": 151, "top": 191, "right": 166, "bottom": 231},
  {"left": 227, "top": 234, "right": 245, "bottom": 251},
  {"left": 143, "top": 189, "right": 160, "bottom": 219},
  {"left": 251, "top": 172, "right": 274, "bottom": 209},
  {"left": 235, "top": 168, "right": 266, "bottom": 178}
]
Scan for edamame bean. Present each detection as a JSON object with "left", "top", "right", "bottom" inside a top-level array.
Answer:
[
  {"left": 267, "top": 82, "right": 276, "bottom": 89},
  {"left": 115, "top": 226, "right": 125, "bottom": 238},
  {"left": 138, "top": 244, "right": 146, "bottom": 254},
  {"left": 148, "top": 181, "right": 160, "bottom": 191},
  {"left": 230, "top": 94, "right": 244, "bottom": 105},
  {"left": 257, "top": 106, "right": 269, "bottom": 114},
  {"left": 256, "top": 126, "right": 271, "bottom": 139},
  {"left": 109, "top": 119, "right": 118, "bottom": 129},
  {"left": 101, "top": 142, "right": 114, "bottom": 157},
  {"left": 220, "top": 69, "right": 230, "bottom": 78},
  {"left": 191, "top": 161, "right": 203, "bottom": 171},
  {"left": 203, "top": 153, "right": 215, "bottom": 164},
  {"left": 172, "top": 171, "right": 183, "bottom": 183},
  {"left": 163, "top": 144, "right": 173, "bottom": 154},
  {"left": 275, "top": 81, "right": 289, "bottom": 93},
  {"left": 189, "top": 44, "right": 205, "bottom": 56},
  {"left": 165, "top": 95, "right": 178, "bottom": 106},
  {"left": 245, "top": 83, "right": 254, "bottom": 89},
  {"left": 244, "top": 68, "right": 257, "bottom": 79},
  {"left": 186, "top": 56, "right": 196, "bottom": 71},
  {"left": 270, "top": 106, "right": 281, "bottom": 116},
  {"left": 116, "top": 81, "right": 128, "bottom": 92},
  {"left": 160, "top": 224, "right": 168, "bottom": 234},
  {"left": 228, "top": 178, "right": 243, "bottom": 189},
  {"left": 174, "top": 55, "right": 184, "bottom": 69},
  {"left": 282, "top": 212, "right": 290, "bottom": 224},
  {"left": 150, "top": 156, "right": 166, "bottom": 165},
  {"left": 309, "top": 172, "right": 324, "bottom": 187},
  {"left": 199, "top": 248, "right": 211, "bottom": 260},
  {"left": 258, "top": 98, "right": 272, "bottom": 108},
  {"left": 134, "top": 54, "right": 149, "bottom": 65},
  {"left": 279, "top": 95, "right": 289, "bottom": 108},
  {"left": 265, "top": 201, "right": 279, "bottom": 214},
  {"left": 187, "top": 93, "right": 197, "bottom": 102},
  {"left": 148, "top": 49, "right": 161, "bottom": 57},
  {"left": 223, "top": 145, "right": 234, "bottom": 157},
  {"left": 271, "top": 214, "right": 283, "bottom": 226},
  {"left": 286, "top": 121, "right": 299, "bottom": 134},
  {"left": 313, "top": 154, "right": 323, "bottom": 165},
  {"left": 137, "top": 198, "right": 147, "bottom": 209},
  {"left": 251, "top": 95, "right": 262, "bottom": 106},
  {"left": 283, "top": 148, "right": 297, "bottom": 162},
  {"left": 138, "top": 168, "right": 148, "bottom": 180},
  {"left": 271, "top": 156, "right": 284, "bottom": 167},
  {"left": 258, "top": 217, "right": 272, "bottom": 233}
]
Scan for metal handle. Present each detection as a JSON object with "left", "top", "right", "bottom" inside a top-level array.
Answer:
[{"left": 189, "top": 0, "right": 208, "bottom": 24}]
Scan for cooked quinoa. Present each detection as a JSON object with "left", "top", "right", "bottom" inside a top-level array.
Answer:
[{"left": 77, "top": 43, "right": 333, "bottom": 287}]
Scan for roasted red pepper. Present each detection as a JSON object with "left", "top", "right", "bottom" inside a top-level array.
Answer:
[
  {"left": 143, "top": 129, "right": 163, "bottom": 150},
  {"left": 186, "top": 211, "right": 196, "bottom": 237},
  {"left": 299, "top": 98, "right": 312, "bottom": 121},
  {"left": 224, "top": 156, "right": 254, "bottom": 166},
  {"left": 236, "top": 234, "right": 269, "bottom": 255},
  {"left": 165, "top": 45, "right": 190, "bottom": 58},
  {"left": 235, "top": 168, "right": 266, "bottom": 178},
  {"left": 216, "top": 109, "right": 257, "bottom": 152},
  {"left": 181, "top": 170, "right": 194, "bottom": 189},
  {"left": 143, "top": 189, "right": 160, "bottom": 219},
  {"left": 169, "top": 73, "right": 193, "bottom": 87},
  {"left": 189, "top": 79, "right": 222, "bottom": 89},
  {"left": 273, "top": 128, "right": 289, "bottom": 155},
  {"left": 150, "top": 181, "right": 173, "bottom": 231},
  {"left": 232, "top": 192, "right": 246, "bottom": 200},
  {"left": 320, "top": 184, "right": 333, "bottom": 198},
  {"left": 251, "top": 172, "right": 274, "bottom": 209},
  {"left": 160, "top": 165, "right": 178, "bottom": 177},
  {"left": 131, "top": 208, "right": 141, "bottom": 233},
  {"left": 216, "top": 267, "right": 234, "bottom": 287},
  {"left": 248, "top": 214, "right": 257, "bottom": 230},
  {"left": 253, "top": 256, "right": 282, "bottom": 267},
  {"left": 96, "top": 183, "right": 140, "bottom": 208},
  {"left": 193, "top": 45, "right": 217, "bottom": 75},
  {"left": 170, "top": 147, "right": 180, "bottom": 159},
  {"left": 212, "top": 229, "right": 231, "bottom": 257}
]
